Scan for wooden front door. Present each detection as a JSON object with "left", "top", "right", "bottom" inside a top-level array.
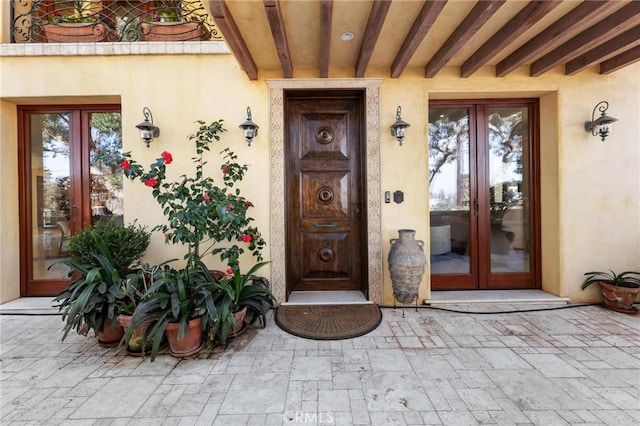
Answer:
[{"left": 285, "top": 90, "right": 366, "bottom": 296}]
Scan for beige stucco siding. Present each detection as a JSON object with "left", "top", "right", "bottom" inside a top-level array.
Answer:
[{"left": 0, "top": 48, "right": 638, "bottom": 305}]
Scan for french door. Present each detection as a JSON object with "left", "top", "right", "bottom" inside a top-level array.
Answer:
[
  {"left": 18, "top": 105, "right": 122, "bottom": 296},
  {"left": 429, "top": 100, "right": 540, "bottom": 290}
]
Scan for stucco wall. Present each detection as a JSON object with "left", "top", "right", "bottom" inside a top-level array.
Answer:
[{"left": 0, "top": 48, "right": 638, "bottom": 304}]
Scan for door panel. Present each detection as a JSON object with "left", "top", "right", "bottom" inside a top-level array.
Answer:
[
  {"left": 19, "top": 106, "right": 121, "bottom": 296},
  {"left": 428, "top": 107, "right": 478, "bottom": 289},
  {"left": 429, "top": 100, "right": 539, "bottom": 290},
  {"left": 286, "top": 93, "right": 365, "bottom": 295}
]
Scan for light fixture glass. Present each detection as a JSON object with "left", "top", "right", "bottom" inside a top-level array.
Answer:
[
  {"left": 135, "top": 107, "right": 160, "bottom": 148},
  {"left": 239, "top": 106, "right": 259, "bottom": 146},
  {"left": 340, "top": 32, "right": 354, "bottom": 41},
  {"left": 390, "top": 106, "right": 410, "bottom": 146},
  {"left": 585, "top": 101, "right": 617, "bottom": 142}
]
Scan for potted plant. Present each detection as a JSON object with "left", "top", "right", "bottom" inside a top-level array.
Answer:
[
  {"left": 213, "top": 261, "right": 275, "bottom": 344},
  {"left": 53, "top": 220, "right": 151, "bottom": 346},
  {"left": 114, "top": 119, "right": 269, "bottom": 358},
  {"left": 139, "top": 0, "right": 209, "bottom": 41},
  {"left": 41, "top": 1, "right": 116, "bottom": 42},
  {"left": 582, "top": 270, "right": 640, "bottom": 314},
  {"left": 123, "top": 258, "right": 222, "bottom": 360}
]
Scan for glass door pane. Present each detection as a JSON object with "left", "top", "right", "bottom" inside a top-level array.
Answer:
[
  {"left": 486, "top": 106, "right": 531, "bottom": 273},
  {"left": 428, "top": 108, "right": 472, "bottom": 275},
  {"left": 89, "top": 112, "right": 123, "bottom": 227},
  {"left": 30, "top": 113, "right": 72, "bottom": 280}
]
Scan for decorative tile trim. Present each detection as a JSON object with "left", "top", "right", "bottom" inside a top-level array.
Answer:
[{"left": 267, "top": 79, "right": 383, "bottom": 305}]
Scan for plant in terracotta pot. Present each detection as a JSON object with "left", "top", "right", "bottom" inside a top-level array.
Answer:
[
  {"left": 114, "top": 119, "right": 267, "bottom": 357},
  {"left": 122, "top": 258, "right": 221, "bottom": 360},
  {"left": 582, "top": 270, "right": 640, "bottom": 314},
  {"left": 41, "top": 1, "right": 116, "bottom": 42},
  {"left": 53, "top": 221, "right": 150, "bottom": 346},
  {"left": 139, "top": 0, "right": 210, "bottom": 41},
  {"left": 212, "top": 261, "right": 275, "bottom": 344}
]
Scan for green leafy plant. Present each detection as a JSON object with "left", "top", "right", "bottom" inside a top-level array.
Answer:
[
  {"left": 53, "top": 232, "right": 126, "bottom": 340},
  {"left": 123, "top": 258, "right": 221, "bottom": 360},
  {"left": 68, "top": 218, "right": 150, "bottom": 276},
  {"left": 213, "top": 261, "right": 275, "bottom": 343},
  {"left": 49, "top": 2, "right": 100, "bottom": 24},
  {"left": 581, "top": 270, "right": 640, "bottom": 290},
  {"left": 117, "top": 120, "right": 265, "bottom": 270}
]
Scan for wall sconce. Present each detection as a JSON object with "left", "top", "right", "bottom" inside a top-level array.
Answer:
[
  {"left": 135, "top": 107, "right": 160, "bottom": 148},
  {"left": 239, "top": 106, "right": 259, "bottom": 146},
  {"left": 390, "top": 106, "right": 410, "bottom": 146},
  {"left": 585, "top": 101, "right": 617, "bottom": 142}
]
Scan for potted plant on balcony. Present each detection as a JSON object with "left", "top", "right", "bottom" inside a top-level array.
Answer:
[
  {"left": 582, "top": 270, "right": 640, "bottom": 314},
  {"left": 41, "top": 1, "right": 116, "bottom": 42},
  {"left": 139, "top": 0, "right": 209, "bottom": 41}
]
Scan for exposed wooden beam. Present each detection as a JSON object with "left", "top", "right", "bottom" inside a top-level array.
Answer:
[
  {"left": 208, "top": 0, "right": 258, "bottom": 80},
  {"left": 566, "top": 25, "right": 640, "bottom": 75},
  {"left": 391, "top": 0, "right": 447, "bottom": 79},
  {"left": 425, "top": 0, "right": 505, "bottom": 78},
  {"left": 356, "top": 0, "right": 392, "bottom": 78},
  {"left": 264, "top": 0, "right": 293, "bottom": 78},
  {"left": 600, "top": 45, "right": 640, "bottom": 74},
  {"left": 461, "top": 0, "right": 562, "bottom": 78},
  {"left": 531, "top": 1, "right": 640, "bottom": 77},
  {"left": 496, "top": 0, "right": 617, "bottom": 77},
  {"left": 320, "top": 0, "right": 333, "bottom": 78}
]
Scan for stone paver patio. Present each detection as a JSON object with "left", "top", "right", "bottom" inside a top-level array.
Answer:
[{"left": 1, "top": 304, "right": 639, "bottom": 425}]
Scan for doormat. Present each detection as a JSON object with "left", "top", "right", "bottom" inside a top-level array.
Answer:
[{"left": 275, "top": 304, "right": 382, "bottom": 340}]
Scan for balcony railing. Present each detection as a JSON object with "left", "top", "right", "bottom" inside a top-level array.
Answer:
[{"left": 11, "top": 1, "right": 223, "bottom": 43}]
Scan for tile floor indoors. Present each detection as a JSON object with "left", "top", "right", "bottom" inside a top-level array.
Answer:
[{"left": 0, "top": 302, "right": 639, "bottom": 425}]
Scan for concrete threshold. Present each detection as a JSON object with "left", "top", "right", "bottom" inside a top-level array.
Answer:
[
  {"left": 426, "top": 289, "right": 571, "bottom": 305},
  {"left": 283, "top": 290, "right": 373, "bottom": 306},
  {"left": 0, "top": 297, "right": 58, "bottom": 315}
]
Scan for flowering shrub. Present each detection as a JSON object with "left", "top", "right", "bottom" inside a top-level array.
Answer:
[{"left": 117, "top": 120, "right": 265, "bottom": 270}]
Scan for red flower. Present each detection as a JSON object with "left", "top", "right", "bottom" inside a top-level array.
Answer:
[
  {"left": 144, "top": 178, "right": 158, "bottom": 187},
  {"left": 161, "top": 151, "right": 173, "bottom": 164},
  {"left": 242, "top": 234, "right": 251, "bottom": 243},
  {"left": 244, "top": 200, "right": 252, "bottom": 206},
  {"left": 228, "top": 193, "right": 233, "bottom": 197},
  {"left": 222, "top": 166, "right": 228, "bottom": 174},
  {"left": 226, "top": 205, "right": 233, "bottom": 211},
  {"left": 226, "top": 268, "right": 233, "bottom": 275},
  {"left": 92, "top": 147, "right": 100, "bottom": 153},
  {"left": 203, "top": 193, "right": 210, "bottom": 201},
  {"left": 120, "top": 159, "right": 131, "bottom": 171}
]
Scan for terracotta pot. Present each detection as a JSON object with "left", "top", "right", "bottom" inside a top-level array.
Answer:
[
  {"left": 231, "top": 306, "right": 247, "bottom": 335},
  {"left": 97, "top": 317, "right": 124, "bottom": 347},
  {"left": 117, "top": 315, "right": 154, "bottom": 353},
  {"left": 140, "top": 22, "right": 209, "bottom": 41},
  {"left": 165, "top": 317, "right": 203, "bottom": 358},
  {"left": 42, "top": 23, "right": 116, "bottom": 42},
  {"left": 599, "top": 282, "right": 639, "bottom": 314}
]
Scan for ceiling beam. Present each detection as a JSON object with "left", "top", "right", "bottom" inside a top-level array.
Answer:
[
  {"left": 320, "top": 0, "right": 333, "bottom": 78},
  {"left": 425, "top": 0, "right": 505, "bottom": 78},
  {"left": 566, "top": 25, "right": 640, "bottom": 75},
  {"left": 208, "top": 0, "right": 258, "bottom": 80},
  {"left": 496, "top": 0, "right": 617, "bottom": 77},
  {"left": 264, "top": 0, "right": 293, "bottom": 78},
  {"left": 531, "top": 1, "right": 640, "bottom": 77},
  {"left": 600, "top": 45, "right": 640, "bottom": 74},
  {"left": 461, "top": 0, "right": 562, "bottom": 78},
  {"left": 391, "top": 0, "right": 447, "bottom": 79},
  {"left": 356, "top": 0, "right": 392, "bottom": 78}
]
